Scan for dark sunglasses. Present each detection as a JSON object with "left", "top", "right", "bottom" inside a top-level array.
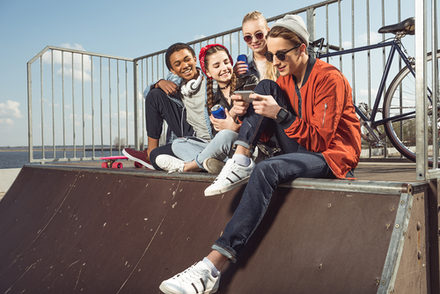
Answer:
[
  {"left": 243, "top": 32, "right": 265, "bottom": 43},
  {"left": 265, "top": 43, "right": 301, "bottom": 62}
]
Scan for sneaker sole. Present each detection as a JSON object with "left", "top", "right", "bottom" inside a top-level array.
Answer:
[
  {"left": 122, "top": 149, "right": 155, "bottom": 170},
  {"left": 204, "top": 176, "right": 250, "bottom": 197},
  {"left": 159, "top": 283, "right": 218, "bottom": 294}
]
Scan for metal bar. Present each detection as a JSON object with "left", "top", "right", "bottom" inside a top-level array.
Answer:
[
  {"left": 72, "top": 53, "right": 76, "bottom": 159},
  {"left": 117, "top": 60, "right": 121, "bottom": 153},
  {"left": 432, "top": 0, "right": 439, "bottom": 168},
  {"left": 62, "top": 51, "right": 66, "bottom": 158},
  {"left": 133, "top": 60, "right": 139, "bottom": 150},
  {"left": 91, "top": 56, "right": 95, "bottom": 158},
  {"left": 51, "top": 50, "right": 55, "bottom": 158},
  {"left": 351, "top": 0, "right": 356, "bottom": 105},
  {"left": 40, "top": 56, "right": 45, "bottom": 161},
  {"left": 81, "top": 54, "right": 85, "bottom": 156},
  {"left": 377, "top": 192, "right": 413, "bottom": 293},
  {"left": 125, "top": 61, "right": 128, "bottom": 150},
  {"left": 100, "top": 57, "right": 104, "bottom": 152},
  {"left": 415, "top": 0, "right": 428, "bottom": 180},
  {"left": 28, "top": 46, "right": 132, "bottom": 64},
  {"left": 27, "top": 61, "right": 33, "bottom": 162},
  {"left": 108, "top": 58, "right": 112, "bottom": 156},
  {"left": 338, "top": 0, "right": 342, "bottom": 68}
]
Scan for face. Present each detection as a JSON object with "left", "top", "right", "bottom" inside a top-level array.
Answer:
[
  {"left": 169, "top": 49, "right": 198, "bottom": 81},
  {"left": 242, "top": 19, "right": 269, "bottom": 54},
  {"left": 266, "top": 36, "right": 305, "bottom": 77},
  {"left": 205, "top": 51, "right": 233, "bottom": 85}
]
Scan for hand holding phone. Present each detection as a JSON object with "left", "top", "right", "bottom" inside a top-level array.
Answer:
[{"left": 234, "top": 90, "right": 254, "bottom": 103}]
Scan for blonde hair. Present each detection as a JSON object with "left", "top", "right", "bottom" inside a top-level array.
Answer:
[{"left": 242, "top": 11, "right": 267, "bottom": 26}]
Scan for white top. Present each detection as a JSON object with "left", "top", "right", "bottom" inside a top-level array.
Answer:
[
  {"left": 181, "top": 81, "right": 210, "bottom": 140},
  {"left": 254, "top": 59, "right": 268, "bottom": 79}
]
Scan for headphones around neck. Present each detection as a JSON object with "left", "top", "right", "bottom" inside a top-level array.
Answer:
[{"left": 181, "top": 72, "right": 203, "bottom": 97}]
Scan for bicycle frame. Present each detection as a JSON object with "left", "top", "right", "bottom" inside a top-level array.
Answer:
[{"left": 317, "top": 39, "right": 415, "bottom": 129}]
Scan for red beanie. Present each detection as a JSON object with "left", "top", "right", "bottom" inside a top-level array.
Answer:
[{"left": 199, "top": 44, "right": 234, "bottom": 78}]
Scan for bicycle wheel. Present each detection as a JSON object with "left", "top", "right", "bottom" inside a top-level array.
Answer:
[{"left": 383, "top": 50, "right": 440, "bottom": 162}]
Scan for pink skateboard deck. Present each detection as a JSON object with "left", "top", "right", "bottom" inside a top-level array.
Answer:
[{"left": 100, "top": 156, "right": 143, "bottom": 169}]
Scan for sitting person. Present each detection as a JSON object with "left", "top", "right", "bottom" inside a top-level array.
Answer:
[
  {"left": 155, "top": 44, "right": 258, "bottom": 174},
  {"left": 235, "top": 10, "right": 278, "bottom": 81},
  {"left": 158, "top": 14, "right": 361, "bottom": 294},
  {"left": 123, "top": 43, "right": 212, "bottom": 168}
]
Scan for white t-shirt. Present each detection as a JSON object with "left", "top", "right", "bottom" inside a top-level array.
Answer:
[
  {"left": 181, "top": 81, "right": 210, "bottom": 140},
  {"left": 254, "top": 59, "right": 267, "bottom": 80}
]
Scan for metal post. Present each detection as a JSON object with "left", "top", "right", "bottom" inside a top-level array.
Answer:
[
  {"left": 432, "top": 0, "right": 438, "bottom": 168},
  {"left": 306, "top": 8, "right": 316, "bottom": 44},
  {"left": 27, "top": 62, "right": 33, "bottom": 163},
  {"left": 415, "top": 0, "right": 428, "bottom": 180},
  {"left": 133, "top": 60, "right": 140, "bottom": 150}
]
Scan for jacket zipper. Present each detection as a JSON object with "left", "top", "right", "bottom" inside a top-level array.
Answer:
[{"left": 322, "top": 103, "right": 328, "bottom": 126}]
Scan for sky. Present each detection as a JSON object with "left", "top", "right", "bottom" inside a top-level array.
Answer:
[{"left": 0, "top": 0, "right": 417, "bottom": 147}]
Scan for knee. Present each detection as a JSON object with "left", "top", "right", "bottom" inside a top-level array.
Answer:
[
  {"left": 145, "top": 88, "right": 166, "bottom": 107},
  {"left": 215, "top": 129, "right": 238, "bottom": 143}
]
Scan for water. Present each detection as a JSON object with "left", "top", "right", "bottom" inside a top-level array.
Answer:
[{"left": 0, "top": 148, "right": 116, "bottom": 169}]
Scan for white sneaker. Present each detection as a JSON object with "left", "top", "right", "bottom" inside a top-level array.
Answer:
[
  {"left": 159, "top": 261, "right": 220, "bottom": 294},
  {"left": 156, "top": 154, "right": 184, "bottom": 173},
  {"left": 204, "top": 158, "right": 255, "bottom": 197},
  {"left": 202, "top": 158, "right": 225, "bottom": 174}
]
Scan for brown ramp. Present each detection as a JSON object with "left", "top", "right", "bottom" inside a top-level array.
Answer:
[{"left": 0, "top": 165, "right": 433, "bottom": 293}]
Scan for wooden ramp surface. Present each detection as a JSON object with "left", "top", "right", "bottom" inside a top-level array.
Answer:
[{"left": 0, "top": 165, "right": 431, "bottom": 293}]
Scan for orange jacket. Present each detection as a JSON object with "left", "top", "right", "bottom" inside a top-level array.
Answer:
[{"left": 276, "top": 58, "right": 361, "bottom": 178}]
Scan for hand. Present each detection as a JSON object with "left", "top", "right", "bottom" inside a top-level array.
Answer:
[
  {"left": 155, "top": 80, "right": 178, "bottom": 95},
  {"left": 210, "top": 108, "right": 240, "bottom": 132},
  {"left": 251, "top": 93, "right": 282, "bottom": 119},
  {"left": 233, "top": 61, "right": 249, "bottom": 76},
  {"left": 231, "top": 94, "right": 249, "bottom": 116}
]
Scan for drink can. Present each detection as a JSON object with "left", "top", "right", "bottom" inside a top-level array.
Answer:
[
  {"left": 237, "top": 54, "right": 248, "bottom": 64},
  {"left": 211, "top": 104, "right": 226, "bottom": 119}
]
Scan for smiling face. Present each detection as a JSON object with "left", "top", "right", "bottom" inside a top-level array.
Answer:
[
  {"left": 205, "top": 50, "right": 233, "bottom": 86},
  {"left": 242, "top": 18, "right": 269, "bottom": 55},
  {"left": 169, "top": 49, "right": 199, "bottom": 81},
  {"left": 266, "top": 36, "right": 307, "bottom": 78}
]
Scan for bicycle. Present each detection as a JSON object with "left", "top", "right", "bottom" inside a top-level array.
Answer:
[{"left": 311, "top": 17, "right": 440, "bottom": 163}]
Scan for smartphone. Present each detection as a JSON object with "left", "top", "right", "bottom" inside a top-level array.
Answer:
[{"left": 234, "top": 90, "right": 254, "bottom": 103}]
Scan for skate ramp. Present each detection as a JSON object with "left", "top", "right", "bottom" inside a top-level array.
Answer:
[{"left": 0, "top": 165, "right": 430, "bottom": 293}]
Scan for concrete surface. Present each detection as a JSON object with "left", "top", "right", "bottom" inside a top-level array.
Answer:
[{"left": 0, "top": 168, "right": 21, "bottom": 200}]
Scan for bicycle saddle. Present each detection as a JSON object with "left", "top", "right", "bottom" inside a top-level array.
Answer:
[{"left": 378, "top": 17, "right": 415, "bottom": 35}]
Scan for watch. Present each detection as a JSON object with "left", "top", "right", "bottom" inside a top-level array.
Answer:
[{"left": 275, "top": 107, "right": 290, "bottom": 124}]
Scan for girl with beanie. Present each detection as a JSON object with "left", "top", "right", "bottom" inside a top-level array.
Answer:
[{"left": 155, "top": 44, "right": 258, "bottom": 173}]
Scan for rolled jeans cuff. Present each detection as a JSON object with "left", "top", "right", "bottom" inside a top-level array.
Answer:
[
  {"left": 234, "top": 140, "right": 251, "bottom": 150},
  {"left": 211, "top": 243, "right": 237, "bottom": 263}
]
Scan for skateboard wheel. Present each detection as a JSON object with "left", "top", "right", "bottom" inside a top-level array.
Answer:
[
  {"left": 112, "top": 162, "right": 123, "bottom": 169},
  {"left": 134, "top": 162, "right": 142, "bottom": 168},
  {"left": 101, "top": 162, "right": 109, "bottom": 168}
]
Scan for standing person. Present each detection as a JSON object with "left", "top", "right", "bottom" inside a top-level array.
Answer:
[
  {"left": 155, "top": 44, "right": 258, "bottom": 174},
  {"left": 123, "top": 43, "right": 212, "bottom": 168},
  {"left": 158, "top": 14, "right": 361, "bottom": 294},
  {"left": 235, "top": 11, "right": 278, "bottom": 81}
]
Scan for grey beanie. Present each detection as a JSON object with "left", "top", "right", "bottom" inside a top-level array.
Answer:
[{"left": 273, "top": 14, "right": 310, "bottom": 45}]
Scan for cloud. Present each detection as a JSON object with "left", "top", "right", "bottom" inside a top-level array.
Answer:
[
  {"left": 0, "top": 100, "right": 22, "bottom": 126},
  {"left": 42, "top": 43, "right": 92, "bottom": 82}
]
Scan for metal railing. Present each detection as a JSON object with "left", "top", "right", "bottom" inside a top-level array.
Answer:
[
  {"left": 416, "top": 0, "right": 440, "bottom": 180},
  {"left": 27, "top": 46, "right": 134, "bottom": 163},
  {"left": 27, "top": 0, "right": 433, "bottom": 167}
]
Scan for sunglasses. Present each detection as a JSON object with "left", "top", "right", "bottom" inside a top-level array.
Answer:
[
  {"left": 265, "top": 44, "right": 302, "bottom": 62},
  {"left": 243, "top": 32, "right": 265, "bottom": 43}
]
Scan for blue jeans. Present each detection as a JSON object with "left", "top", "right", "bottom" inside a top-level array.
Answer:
[
  {"left": 211, "top": 80, "right": 335, "bottom": 262},
  {"left": 172, "top": 129, "right": 238, "bottom": 168}
]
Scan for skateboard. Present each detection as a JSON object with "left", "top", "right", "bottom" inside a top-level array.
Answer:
[{"left": 100, "top": 156, "right": 143, "bottom": 169}]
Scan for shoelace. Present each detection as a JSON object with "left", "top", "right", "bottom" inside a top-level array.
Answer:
[{"left": 172, "top": 263, "right": 208, "bottom": 284}]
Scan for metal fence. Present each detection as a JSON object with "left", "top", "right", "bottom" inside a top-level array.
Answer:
[{"left": 27, "top": 0, "right": 438, "bottom": 171}]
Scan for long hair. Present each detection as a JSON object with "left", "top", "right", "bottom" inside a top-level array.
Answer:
[{"left": 203, "top": 46, "right": 237, "bottom": 114}]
